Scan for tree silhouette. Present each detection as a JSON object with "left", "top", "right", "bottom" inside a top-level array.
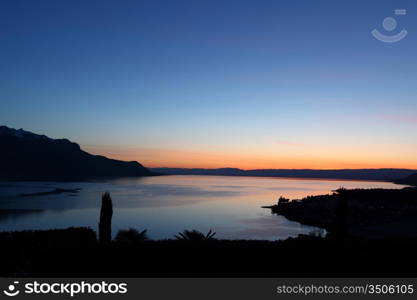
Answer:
[
  {"left": 335, "top": 187, "right": 349, "bottom": 238},
  {"left": 99, "top": 192, "right": 113, "bottom": 244},
  {"left": 175, "top": 229, "right": 216, "bottom": 241}
]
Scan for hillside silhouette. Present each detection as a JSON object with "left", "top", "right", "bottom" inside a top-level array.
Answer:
[
  {"left": 151, "top": 167, "right": 417, "bottom": 181},
  {"left": 0, "top": 126, "right": 155, "bottom": 181},
  {"left": 266, "top": 187, "right": 417, "bottom": 238}
]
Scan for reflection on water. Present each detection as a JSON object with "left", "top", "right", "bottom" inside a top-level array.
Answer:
[{"left": 0, "top": 176, "right": 405, "bottom": 240}]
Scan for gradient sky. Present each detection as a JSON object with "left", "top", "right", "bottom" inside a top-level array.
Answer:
[{"left": 1, "top": 0, "right": 417, "bottom": 169}]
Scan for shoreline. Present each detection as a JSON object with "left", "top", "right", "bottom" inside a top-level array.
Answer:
[{"left": 265, "top": 187, "right": 417, "bottom": 238}]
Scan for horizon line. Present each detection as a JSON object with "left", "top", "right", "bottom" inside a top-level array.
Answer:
[{"left": 149, "top": 166, "right": 417, "bottom": 171}]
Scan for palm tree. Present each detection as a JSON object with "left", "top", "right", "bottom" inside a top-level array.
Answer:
[{"left": 174, "top": 229, "right": 216, "bottom": 241}]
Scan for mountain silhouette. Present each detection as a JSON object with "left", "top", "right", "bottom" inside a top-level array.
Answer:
[
  {"left": 0, "top": 126, "right": 155, "bottom": 181},
  {"left": 151, "top": 167, "right": 417, "bottom": 181}
]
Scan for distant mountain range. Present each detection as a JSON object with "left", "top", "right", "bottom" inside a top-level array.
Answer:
[
  {"left": 0, "top": 126, "right": 155, "bottom": 181},
  {"left": 151, "top": 167, "right": 417, "bottom": 182},
  {"left": 2, "top": 125, "right": 416, "bottom": 184}
]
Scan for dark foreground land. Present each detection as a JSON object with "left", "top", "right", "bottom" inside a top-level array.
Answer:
[
  {"left": 2, "top": 187, "right": 417, "bottom": 277},
  {"left": 0, "top": 126, "right": 156, "bottom": 181},
  {"left": 2, "top": 227, "right": 417, "bottom": 277}
]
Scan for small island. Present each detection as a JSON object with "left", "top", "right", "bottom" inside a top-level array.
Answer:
[{"left": 20, "top": 188, "right": 81, "bottom": 197}]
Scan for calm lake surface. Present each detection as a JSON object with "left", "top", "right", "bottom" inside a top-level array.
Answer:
[{"left": 0, "top": 175, "right": 405, "bottom": 240}]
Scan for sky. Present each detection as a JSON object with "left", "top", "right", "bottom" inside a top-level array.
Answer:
[{"left": 1, "top": 0, "right": 417, "bottom": 169}]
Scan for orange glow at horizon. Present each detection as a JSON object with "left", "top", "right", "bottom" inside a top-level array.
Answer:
[{"left": 83, "top": 144, "right": 417, "bottom": 170}]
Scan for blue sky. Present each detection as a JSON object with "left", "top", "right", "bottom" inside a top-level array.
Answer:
[{"left": 1, "top": 0, "right": 417, "bottom": 168}]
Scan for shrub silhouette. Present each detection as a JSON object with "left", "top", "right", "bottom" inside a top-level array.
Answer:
[
  {"left": 175, "top": 229, "right": 216, "bottom": 241},
  {"left": 99, "top": 192, "right": 113, "bottom": 244},
  {"left": 115, "top": 228, "right": 148, "bottom": 243}
]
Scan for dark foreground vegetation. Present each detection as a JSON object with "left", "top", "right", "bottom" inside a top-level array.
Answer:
[
  {"left": 3, "top": 188, "right": 417, "bottom": 277},
  {"left": 3, "top": 227, "right": 417, "bottom": 277}
]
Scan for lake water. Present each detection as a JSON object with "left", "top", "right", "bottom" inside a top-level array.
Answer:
[{"left": 0, "top": 175, "right": 405, "bottom": 240}]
